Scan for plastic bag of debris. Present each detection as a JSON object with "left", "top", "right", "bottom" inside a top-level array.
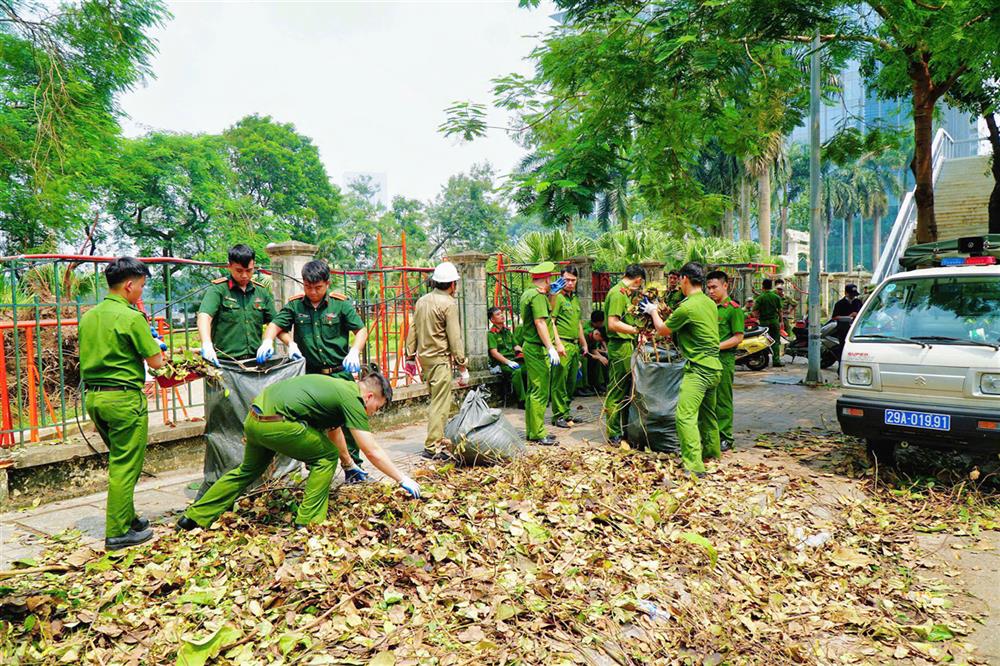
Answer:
[
  {"left": 627, "top": 344, "right": 684, "bottom": 453},
  {"left": 444, "top": 387, "right": 525, "bottom": 466}
]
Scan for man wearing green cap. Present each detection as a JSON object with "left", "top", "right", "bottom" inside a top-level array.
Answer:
[
  {"left": 602, "top": 263, "right": 646, "bottom": 444},
  {"left": 550, "top": 266, "right": 588, "bottom": 428},
  {"left": 79, "top": 257, "right": 167, "bottom": 550},
  {"left": 644, "top": 262, "right": 722, "bottom": 476},
  {"left": 519, "top": 261, "right": 564, "bottom": 445}
]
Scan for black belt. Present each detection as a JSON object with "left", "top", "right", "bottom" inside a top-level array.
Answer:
[
  {"left": 86, "top": 385, "right": 130, "bottom": 392},
  {"left": 249, "top": 405, "right": 285, "bottom": 422},
  {"left": 313, "top": 365, "right": 345, "bottom": 375}
]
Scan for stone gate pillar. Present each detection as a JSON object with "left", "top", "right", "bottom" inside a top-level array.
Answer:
[
  {"left": 639, "top": 260, "right": 666, "bottom": 287},
  {"left": 265, "top": 241, "right": 318, "bottom": 308},
  {"left": 451, "top": 252, "right": 490, "bottom": 371}
]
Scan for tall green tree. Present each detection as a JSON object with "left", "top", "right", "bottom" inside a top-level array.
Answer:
[
  {"left": 0, "top": 0, "right": 168, "bottom": 253},
  {"left": 426, "top": 163, "right": 509, "bottom": 257}
]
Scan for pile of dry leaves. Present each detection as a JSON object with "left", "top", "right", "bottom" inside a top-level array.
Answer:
[{"left": 1, "top": 444, "right": 995, "bottom": 665}]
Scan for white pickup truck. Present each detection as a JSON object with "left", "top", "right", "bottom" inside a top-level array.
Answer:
[{"left": 836, "top": 259, "right": 1000, "bottom": 462}]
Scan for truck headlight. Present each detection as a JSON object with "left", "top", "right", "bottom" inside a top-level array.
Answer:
[
  {"left": 846, "top": 366, "right": 872, "bottom": 386},
  {"left": 981, "top": 373, "right": 1000, "bottom": 395}
]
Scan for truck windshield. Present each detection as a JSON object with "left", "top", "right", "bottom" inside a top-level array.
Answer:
[{"left": 853, "top": 275, "right": 1000, "bottom": 344}]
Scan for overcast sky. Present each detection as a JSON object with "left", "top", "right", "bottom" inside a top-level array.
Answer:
[{"left": 118, "top": 1, "right": 557, "bottom": 203}]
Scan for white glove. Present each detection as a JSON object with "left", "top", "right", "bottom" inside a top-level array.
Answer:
[
  {"left": 200, "top": 343, "right": 220, "bottom": 367},
  {"left": 547, "top": 346, "right": 561, "bottom": 366},
  {"left": 489, "top": 365, "right": 502, "bottom": 375},
  {"left": 458, "top": 368, "right": 470, "bottom": 386},
  {"left": 399, "top": 476, "right": 422, "bottom": 499},
  {"left": 343, "top": 348, "right": 361, "bottom": 373},
  {"left": 506, "top": 360, "right": 520, "bottom": 370},
  {"left": 255, "top": 339, "right": 274, "bottom": 365},
  {"left": 641, "top": 301, "right": 659, "bottom": 316},
  {"left": 287, "top": 341, "right": 304, "bottom": 361}
]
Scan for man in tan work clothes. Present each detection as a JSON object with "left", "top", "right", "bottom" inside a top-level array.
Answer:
[{"left": 405, "top": 261, "right": 469, "bottom": 458}]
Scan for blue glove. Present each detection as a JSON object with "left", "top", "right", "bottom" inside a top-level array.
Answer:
[
  {"left": 399, "top": 476, "right": 422, "bottom": 499},
  {"left": 577, "top": 367, "right": 584, "bottom": 382},
  {"left": 287, "top": 342, "right": 304, "bottom": 361},
  {"left": 343, "top": 348, "right": 361, "bottom": 374},
  {"left": 344, "top": 465, "right": 369, "bottom": 484},
  {"left": 549, "top": 277, "right": 566, "bottom": 295},
  {"left": 150, "top": 327, "right": 168, "bottom": 352},
  {"left": 200, "top": 343, "right": 221, "bottom": 367},
  {"left": 255, "top": 339, "right": 274, "bottom": 365}
]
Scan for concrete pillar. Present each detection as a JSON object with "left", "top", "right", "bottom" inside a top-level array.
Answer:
[
  {"left": 265, "top": 241, "right": 318, "bottom": 308},
  {"left": 568, "top": 256, "right": 595, "bottom": 321},
  {"left": 821, "top": 273, "right": 831, "bottom": 317},
  {"left": 451, "top": 252, "right": 490, "bottom": 371},
  {"left": 639, "top": 260, "right": 666, "bottom": 287},
  {"left": 737, "top": 267, "right": 755, "bottom": 306}
]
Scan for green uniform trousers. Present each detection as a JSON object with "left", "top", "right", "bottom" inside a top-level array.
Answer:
[
  {"left": 310, "top": 369, "right": 364, "bottom": 467},
  {"left": 522, "top": 342, "right": 551, "bottom": 440},
  {"left": 185, "top": 415, "right": 339, "bottom": 527},
  {"left": 587, "top": 354, "right": 609, "bottom": 391},
  {"left": 422, "top": 361, "right": 453, "bottom": 451},
  {"left": 86, "top": 390, "right": 149, "bottom": 539},
  {"left": 550, "top": 341, "right": 580, "bottom": 422},
  {"left": 717, "top": 352, "right": 736, "bottom": 444},
  {"left": 676, "top": 363, "right": 722, "bottom": 473},
  {"left": 763, "top": 319, "right": 782, "bottom": 365},
  {"left": 499, "top": 364, "right": 525, "bottom": 404},
  {"left": 603, "top": 339, "right": 633, "bottom": 439}
]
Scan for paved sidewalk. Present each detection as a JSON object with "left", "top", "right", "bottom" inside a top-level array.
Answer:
[{"left": 0, "top": 364, "right": 837, "bottom": 567}]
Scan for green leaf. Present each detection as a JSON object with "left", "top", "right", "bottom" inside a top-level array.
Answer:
[
  {"left": 496, "top": 604, "right": 517, "bottom": 622},
  {"left": 369, "top": 651, "right": 396, "bottom": 666},
  {"left": 383, "top": 589, "right": 404, "bottom": 605},
  {"left": 679, "top": 531, "right": 718, "bottom": 567},
  {"left": 176, "top": 584, "right": 223, "bottom": 606},
  {"left": 523, "top": 521, "right": 551, "bottom": 543},
  {"left": 278, "top": 632, "right": 311, "bottom": 655},
  {"left": 176, "top": 624, "right": 240, "bottom": 666}
]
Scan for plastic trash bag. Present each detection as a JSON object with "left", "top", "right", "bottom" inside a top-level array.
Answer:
[
  {"left": 198, "top": 356, "right": 306, "bottom": 497},
  {"left": 626, "top": 345, "right": 684, "bottom": 453},
  {"left": 444, "top": 387, "right": 525, "bottom": 466}
]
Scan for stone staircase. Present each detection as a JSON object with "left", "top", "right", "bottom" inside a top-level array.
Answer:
[{"left": 933, "top": 155, "right": 992, "bottom": 240}]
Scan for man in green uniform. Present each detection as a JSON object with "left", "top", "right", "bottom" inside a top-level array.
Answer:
[
  {"left": 753, "top": 278, "right": 784, "bottom": 367},
  {"left": 79, "top": 257, "right": 166, "bottom": 550},
  {"left": 603, "top": 263, "right": 646, "bottom": 444},
  {"left": 178, "top": 371, "right": 420, "bottom": 530},
  {"left": 775, "top": 278, "right": 796, "bottom": 338},
  {"left": 405, "top": 262, "right": 469, "bottom": 457},
  {"left": 582, "top": 310, "right": 608, "bottom": 395},
  {"left": 487, "top": 306, "right": 524, "bottom": 406},
  {"left": 665, "top": 270, "right": 684, "bottom": 311},
  {"left": 645, "top": 262, "right": 722, "bottom": 476},
  {"left": 257, "top": 260, "right": 369, "bottom": 475},
  {"left": 519, "top": 262, "right": 564, "bottom": 445},
  {"left": 197, "top": 244, "right": 284, "bottom": 365},
  {"left": 550, "top": 266, "right": 588, "bottom": 428},
  {"left": 706, "top": 270, "right": 745, "bottom": 452}
]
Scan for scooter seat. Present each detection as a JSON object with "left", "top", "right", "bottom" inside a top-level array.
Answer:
[{"left": 743, "top": 326, "right": 769, "bottom": 338}]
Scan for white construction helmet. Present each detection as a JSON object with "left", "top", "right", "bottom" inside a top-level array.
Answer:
[{"left": 431, "top": 261, "right": 460, "bottom": 283}]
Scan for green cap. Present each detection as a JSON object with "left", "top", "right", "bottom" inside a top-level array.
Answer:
[{"left": 529, "top": 261, "right": 557, "bottom": 276}]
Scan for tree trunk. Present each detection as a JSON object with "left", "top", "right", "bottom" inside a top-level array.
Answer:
[
  {"left": 723, "top": 208, "right": 734, "bottom": 240},
  {"left": 738, "top": 177, "right": 751, "bottom": 242},
  {"left": 873, "top": 214, "right": 881, "bottom": 270},
  {"left": 758, "top": 166, "right": 771, "bottom": 255},
  {"left": 846, "top": 213, "right": 854, "bottom": 271},
  {"left": 566, "top": 217, "right": 574, "bottom": 234},
  {"left": 910, "top": 63, "right": 937, "bottom": 243},
  {"left": 985, "top": 112, "right": 1000, "bottom": 234}
]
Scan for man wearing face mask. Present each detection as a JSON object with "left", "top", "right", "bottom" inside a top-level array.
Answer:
[
  {"left": 177, "top": 369, "right": 420, "bottom": 530},
  {"left": 257, "top": 260, "right": 369, "bottom": 477}
]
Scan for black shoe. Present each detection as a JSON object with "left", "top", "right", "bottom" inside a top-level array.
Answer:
[
  {"left": 131, "top": 516, "right": 149, "bottom": 532},
  {"left": 720, "top": 440, "right": 733, "bottom": 452},
  {"left": 176, "top": 516, "right": 199, "bottom": 531},
  {"left": 421, "top": 450, "right": 452, "bottom": 461},
  {"left": 553, "top": 418, "right": 570, "bottom": 429},
  {"left": 689, "top": 470, "right": 706, "bottom": 479},
  {"left": 608, "top": 435, "right": 623, "bottom": 445},
  {"left": 105, "top": 527, "right": 153, "bottom": 551},
  {"left": 529, "top": 435, "right": 559, "bottom": 446}
]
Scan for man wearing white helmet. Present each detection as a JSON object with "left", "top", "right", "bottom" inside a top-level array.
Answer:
[{"left": 405, "top": 261, "right": 469, "bottom": 457}]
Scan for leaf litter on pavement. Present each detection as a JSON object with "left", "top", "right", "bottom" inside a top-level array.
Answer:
[{"left": 2, "top": 437, "right": 997, "bottom": 665}]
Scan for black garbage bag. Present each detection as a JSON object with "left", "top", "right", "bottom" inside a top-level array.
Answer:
[
  {"left": 198, "top": 356, "right": 305, "bottom": 497},
  {"left": 444, "top": 387, "right": 525, "bottom": 466},
  {"left": 627, "top": 345, "right": 684, "bottom": 453}
]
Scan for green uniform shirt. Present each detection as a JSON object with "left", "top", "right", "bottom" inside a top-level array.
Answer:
[
  {"left": 79, "top": 294, "right": 163, "bottom": 390},
  {"left": 717, "top": 299, "right": 746, "bottom": 354},
  {"left": 603, "top": 280, "right": 639, "bottom": 341},
  {"left": 666, "top": 289, "right": 684, "bottom": 310},
  {"left": 519, "top": 288, "right": 551, "bottom": 346},
  {"left": 488, "top": 325, "right": 517, "bottom": 365},
  {"left": 198, "top": 277, "right": 276, "bottom": 360},
  {"left": 272, "top": 291, "right": 365, "bottom": 371},
  {"left": 665, "top": 291, "right": 722, "bottom": 370},
  {"left": 755, "top": 289, "right": 782, "bottom": 322},
  {"left": 553, "top": 292, "right": 582, "bottom": 342},
  {"left": 253, "top": 375, "right": 371, "bottom": 433}
]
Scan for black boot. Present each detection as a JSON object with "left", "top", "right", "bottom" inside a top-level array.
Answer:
[
  {"left": 176, "top": 516, "right": 199, "bottom": 531},
  {"left": 131, "top": 516, "right": 149, "bottom": 532},
  {"left": 105, "top": 527, "right": 153, "bottom": 551}
]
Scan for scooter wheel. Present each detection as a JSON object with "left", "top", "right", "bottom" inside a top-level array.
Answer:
[
  {"left": 820, "top": 350, "right": 838, "bottom": 369},
  {"left": 746, "top": 352, "right": 769, "bottom": 371}
]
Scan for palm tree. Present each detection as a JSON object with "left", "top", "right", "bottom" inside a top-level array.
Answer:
[
  {"left": 694, "top": 141, "right": 741, "bottom": 239},
  {"left": 744, "top": 132, "right": 787, "bottom": 255},
  {"left": 826, "top": 169, "right": 857, "bottom": 272},
  {"left": 849, "top": 167, "right": 881, "bottom": 271},
  {"left": 594, "top": 165, "right": 631, "bottom": 231}
]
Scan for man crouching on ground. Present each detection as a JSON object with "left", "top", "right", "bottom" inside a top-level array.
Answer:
[{"left": 178, "top": 368, "right": 420, "bottom": 530}]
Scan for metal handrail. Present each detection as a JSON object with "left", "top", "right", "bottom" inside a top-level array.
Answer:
[{"left": 871, "top": 128, "right": 954, "bottom": 285}]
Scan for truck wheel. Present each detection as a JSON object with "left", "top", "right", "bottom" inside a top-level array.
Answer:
[
  {"left": 866, "top": 439, "right": 896, "bottom": 466},
  {"left": 746, "top": 352, "right": 769, "bottom": 371}
]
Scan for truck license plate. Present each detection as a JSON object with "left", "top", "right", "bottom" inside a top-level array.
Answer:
[{"left": 884, "top": 409, "right": 951, "bottom": 431}]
